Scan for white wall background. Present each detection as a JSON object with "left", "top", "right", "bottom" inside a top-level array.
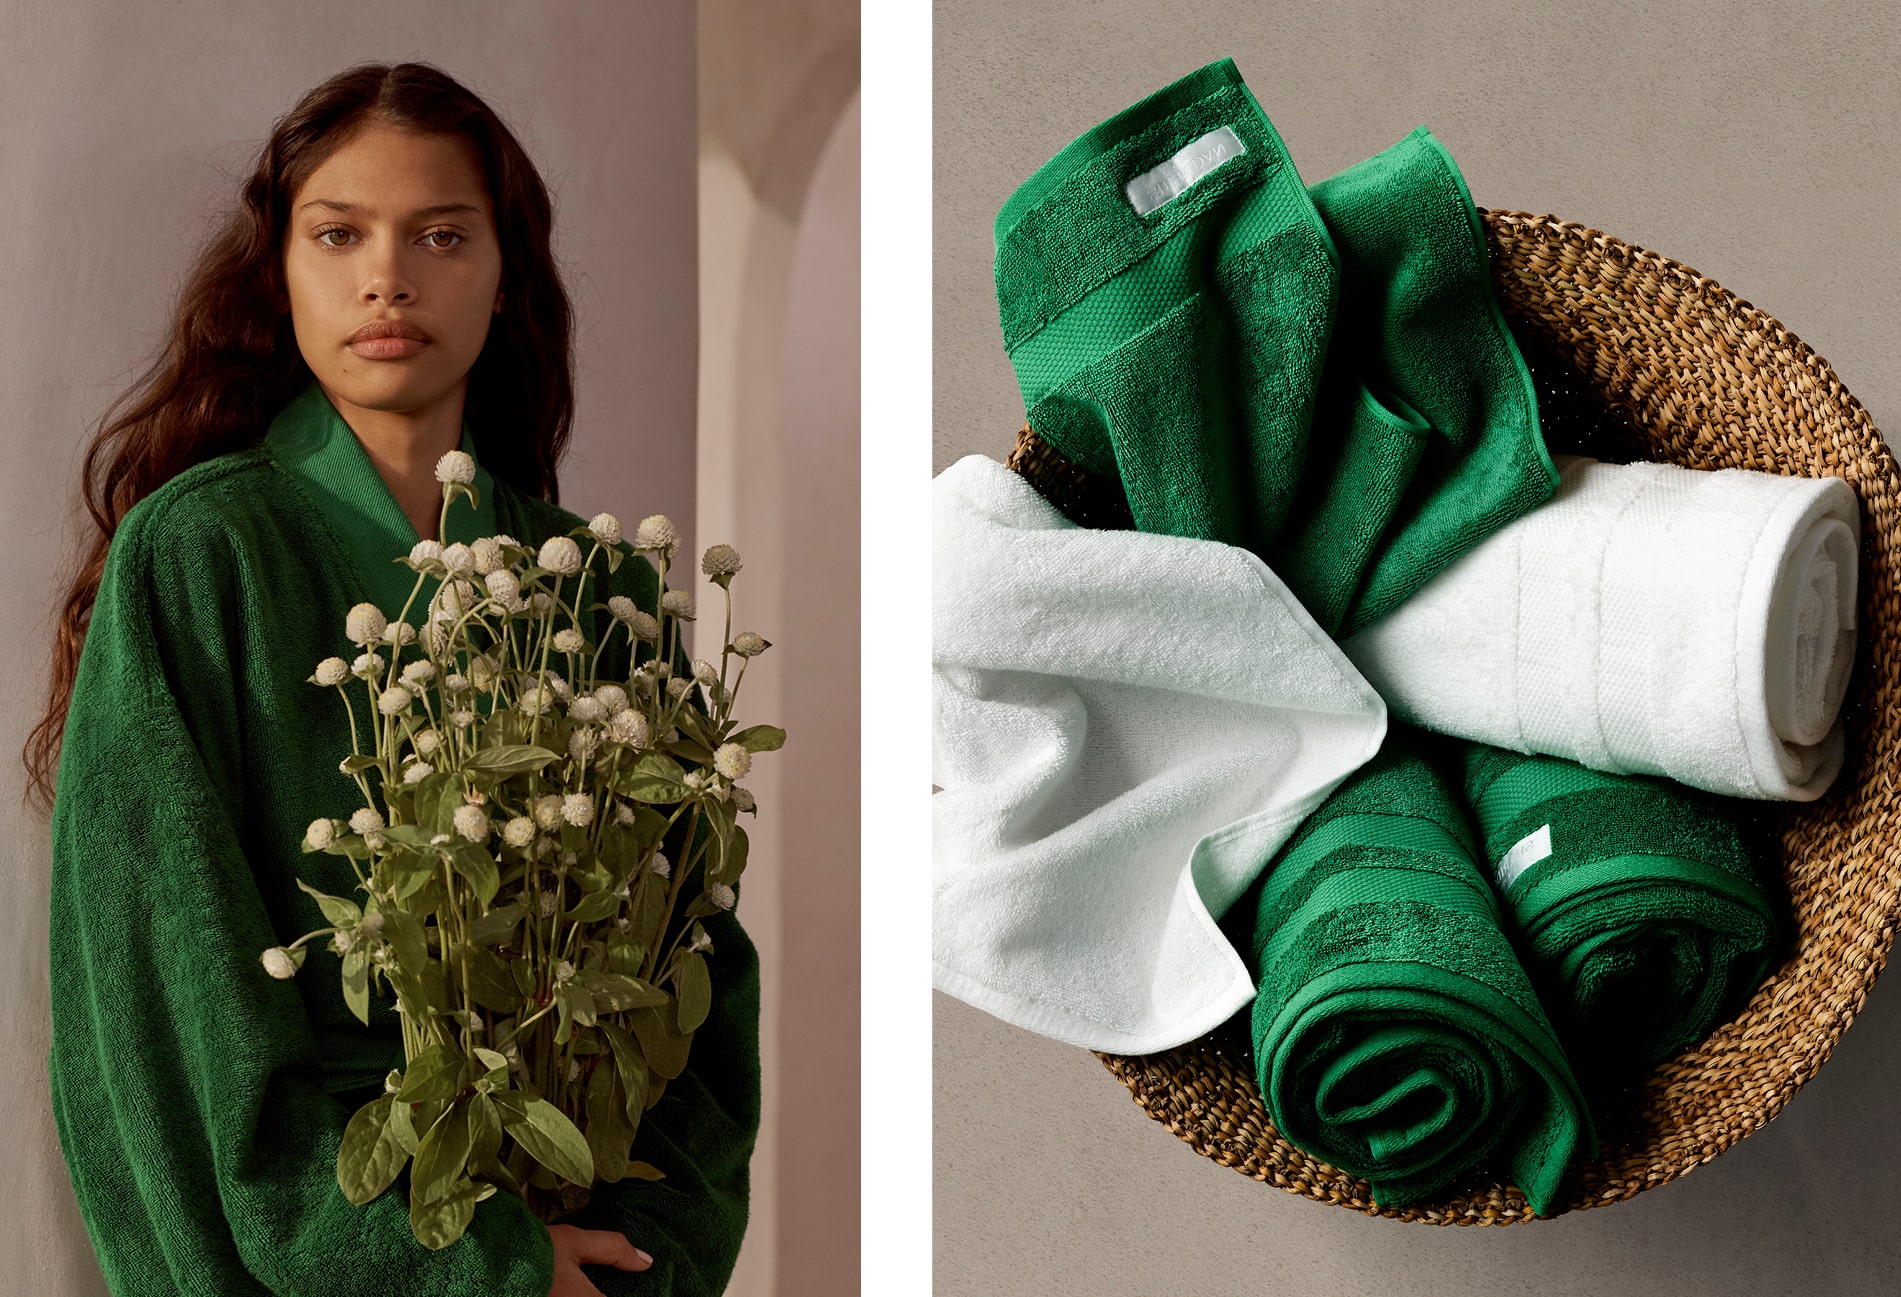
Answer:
[
  {"left": 933, "top": 2, "right": 1901, "bottom": 1295},
  {"left": 2, "top": 4, "right": 705, "bottom": 1292}
]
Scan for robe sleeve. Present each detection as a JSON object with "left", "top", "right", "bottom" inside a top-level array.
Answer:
[{"left": 47, "top": 501, "right": 557, "bottom": 1296}]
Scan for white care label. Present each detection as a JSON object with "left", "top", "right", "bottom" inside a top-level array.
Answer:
[
  {"left": 1493, "top": 823, "right": 1553, "bottom": 892},
  {"left": 1124, "top": 126, "right": 1246, "bottom": 217}
]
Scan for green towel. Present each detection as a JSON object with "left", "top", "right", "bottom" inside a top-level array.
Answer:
[
  {"left": 994, "top": 55, "right": 1556, "bottom": 636},
  {"left": 1461, "top": 743, "right": 1782, "bottom": 1102},
  {"left": 1221, "top": 727, "right": 1594, "bottom": 1215}
]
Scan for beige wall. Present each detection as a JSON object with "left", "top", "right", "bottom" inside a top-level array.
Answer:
[
  {"left": 934, "top": 2, "right": 1901, "bottom": 1295},
  {"left": 696, "top": 1, "right": 860, "bottom": 1294}
]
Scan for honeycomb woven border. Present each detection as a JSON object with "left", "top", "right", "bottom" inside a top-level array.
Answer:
[{"left": 1002, "top": 208, "right": 1901, "bottom": 1224}]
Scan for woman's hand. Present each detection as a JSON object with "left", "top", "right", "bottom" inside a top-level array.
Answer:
[{"left": 547, "top": 1222, "right": 652, "bottom": 1296}]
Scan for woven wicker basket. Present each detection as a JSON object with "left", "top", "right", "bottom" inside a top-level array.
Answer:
[{"left": 1002, "top": 209, "right": 1901, "bottom": 1224}]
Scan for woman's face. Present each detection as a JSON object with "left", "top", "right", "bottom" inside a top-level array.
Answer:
[{"left": 281, "top": 121, "right": 503, "bottom": 417}]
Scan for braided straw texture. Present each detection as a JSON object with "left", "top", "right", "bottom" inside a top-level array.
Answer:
[{"left": 1000, "top": 209, "right": 1901, "bottom": 1223}]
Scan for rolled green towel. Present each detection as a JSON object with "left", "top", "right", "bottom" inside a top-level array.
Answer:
[
  {"left": 994, "top": 55, "right": 1555, "bottom": 636},
  {"left": 1223, "top": 728, "right": 1594, "bottom": 1215},
  {"left": 1461, "top": 743, "right": 1783, "bottom": 1099}
]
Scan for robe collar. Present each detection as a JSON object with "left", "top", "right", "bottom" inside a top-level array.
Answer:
[{"left": 262, "top": 377, "right": 499, "bottom": 618}]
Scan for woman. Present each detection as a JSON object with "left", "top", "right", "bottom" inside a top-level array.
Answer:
[{"left": 25, "top": 62, "right": 760, "bottom": 1297}]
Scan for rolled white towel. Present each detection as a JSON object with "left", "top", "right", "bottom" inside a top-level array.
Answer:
[
  {"left": 933, "top": 455, "right": 1387, "bottom": 1053},
  {"left": 1341, "top": 454, "right": 1860, "bottom": 801}
]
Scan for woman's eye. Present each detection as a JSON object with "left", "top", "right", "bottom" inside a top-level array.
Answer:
[{"left": 311, "top": 226, "right": 465, "bottom": 250}]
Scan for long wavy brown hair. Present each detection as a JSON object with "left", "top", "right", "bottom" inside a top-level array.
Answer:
[{"left": 20, "top": 60, "right": 578, "bottom": 820}]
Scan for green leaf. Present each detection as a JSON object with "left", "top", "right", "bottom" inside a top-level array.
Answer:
[
  {"left": 671, "top": 705, "right": 714, "bottom": 748},
  {"left": 727, "top": 724, "right": 785, "bottom": 753},
  {"left": 563, "top": 888, "right": 622, "bottom": 924},
  {"left": 599, "top": 1021, "right": 650, "bottom": 1128},
  {"left": 340, "top": 753, "right": 382, "bottom": 774},
  {"left": 722, "top": 825, "right": 751, "bottom": 885},
  {"left": 377, "top": 823, "right": 437, "bottom": 849},
  {"left": 382, "top": 848, "right": 437, "bottom": 901},
  {"left": 490, "top": 1090, "right": 594, "bottom": 1186},
  {"left": 563, "top": 982, "right": 598, "bottom": 1029},
  {"left": 630, "top": 805, "right": 671, "bottom": 851},
  {"left": 389, "top": 1092, "right": 418, "bottom": 1155},
  {"left": 460, "top": 947, "right": 524, "bottom": 1014},
  {"left": 452, "top": 841, "right": 501, "bottom": 909},
  {"left": 415, "top": 771, "right": 462, "bottom": 837},
  {"left": 579, "top": 970, "right": 669, "bottom": 1013},
  {"left": 380, "top": 907, "right": 429, "bottom": 975},
  {"left": 623, "top": 1160, "right": 666, "bottom": 1180},
  {"left": 341, "top": 944, "right": 372, "bottom": 1025},
  {"left": 295, "top": 878, "right": 362, "bottom": 927},
  {"left": 606, "top": 545, "right": 626, "bottom": 573},
  {"left": 473, "top": 1047, "right": 509, "bottom": 1083},
  {"left": 665, "top": 737, "right": 716, "bottom": 765},
  {"left": 585, "top": 1055, "right": 634, "bottom": 1181},
  {"left": 467, "top": 901, "right": 525, "bottom": 948},
  {"left": 411, "top": 1099, "right": 473, "bottom": 1203},
  {"left": 616, "top": 752, "right": 692, "bottom": 804},
  {"left": 409, "top": 1175, "right": 479, "bottom": 1250},
  {"left": 674, "top": 952, "right": 711, "bottom": 1032},
  {"left": 630, "top": 1004, "right": 693, "bottom": 1080},
  {"left": 467, "top": 1091, "right": 503, "bottom": 1173},
  {"left": 395, "top": 1044, "right": 465, "bottom": 1103},
  {"left": 462, "top": 744, "right": 563, "bottom": 776},
  {"left": 336, "top": 1093, "right": 409, "bottom": 1205}
]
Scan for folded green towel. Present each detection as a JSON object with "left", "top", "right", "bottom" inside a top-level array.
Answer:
[
  {"left": 994, "top": 56, "right": 1556, "bottom": 636},
  {"left": 1461, "top": 743, "right": 1782, "bottom": 1101},
  {"left": 1222, "top": 727, "right": 1594, "bottom": 1215}
]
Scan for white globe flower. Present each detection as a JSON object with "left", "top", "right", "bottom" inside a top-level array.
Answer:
[
  {"left": 561, "top": 794, "right": 595, "bottom": 827},
  {"left": 607, "top": 708, "right": 650, "bottom": 748},
  {"left": 402, "top": 761, "right": 434, "bottom": 784},
  {"left": 413, "top": 727, "right": 442, "bottom": 757},
  {"left": 539, "top": 889, "right": 558, "bottom": 917},
  {"left": 532, "top": 794, "right": 565, "bottom": 829},
  {"left": 538, "top": 536, "right": 583, "bottom": 576},
  {"left": 377, "top": 685, "right": 413, "bottom": 716},
  {"left": 629, "top": 610, "right": 661, "bottom": 640},
  {"left": 345, "top": 603, "right": 388, "bottom": 647},
  {"left": 452, "top": 804, "right": 489, "bottom": 843},
  {"left": 262, "top": 947, "right": 298, "bottom": 979},
  {"left": 732, "top": 786, "right": 756, "bottom": 813},
  {"left": 517, "top": 685, "right": 555, "bottom": 716},
  {"left": 409, "top": 539, "right": 444, "bottom": 567},
  {"left": 649, "top": 852, "right": 671, "bottom": 878},
  {"left": 606, "top": 594, "right": 636, "bottom": 624},
  {"left": 305, "top": 818, "right": 336, "bottom": 849},
  {"left": 693, "top": 658, "right": 719, "bottom": 686},
  {"left": 352, "top": 651, "right": 386, "bottom": 677},
  {"left": 569, "top": 728, "right": 600, "bottom": 762},
  {"left": 666, "top": 678, "right": 692, "bottom": 700},
  {"left": 333, "top": 929, "right": 354, "bottom": 953},
  {"left": 714, "top": 743, "right": 752, "bottom": 780},
  {"left": 444, "top": 673, "right": 471, "bottom": 694},
  {"left": 683, "top": 770, "right": 704, "bottom": 790},
  {"left": 360, "top": 912, "right": 385, "bottom": 938},
  {"left": 502, "top": 816, "right": 536, "bottom": 849},
  {"left": 435, "top": 448, "right": 476, "bottom": 485},
  {"left": 708, "top": 883, "right": 736, "bottom": 910},
  {"left": 592, "top": 684, "right": 628, "bottom": 714},
  {"left": 660, "top": 589, "right": 696, "bottom": 621},
  {"left": 688, "top": 927, "right": 714, "bottom": 953},
  {"left": 470, "top": 536, "right": 505, "bottom": 574},
  {"left": 732, "top": 631, "right": 769, "bottom": 657},
  {"left": 589, "top": 511, "right": 622, "bottom": 544},
  {"left": 634, "top": 514, "right": 678, "bottom": 552},
  {"left": 484, "top": 570, "right": 519, "bottom": 604},
  {"left": 553, "top": 627, "right": 585, "bottom": 654},
  {"left": 530, "top": 591, "right": 553, "bottom": 614},
  {"left": 314, "top": 657, "right": 350, "bottom": 687},
  {"left": 449, "top": 707, "right": 475, "bottom": 728},
  {"left": 350, "top": 807, "right": 385, "bottom": 836},
  {"left": 401, "top": 659, "right": 436, "bottom": 687},
  {"left": 613, "top": 800, "right": 637, "bottom": 827},
  {"left": 382, "top": 620, "right": 417, "bottom": 646},
  {"left": 701, "top": 543, "right": 742, "bottom": 577},
  {"left": 555, "top": 959, "right": 576, "bottom": 983},
  {"left": 441, "top": 542, "right": 476, "bottom": 578},
  {"left": 568, "top": 695, "right": 607, "bottom": 724}
]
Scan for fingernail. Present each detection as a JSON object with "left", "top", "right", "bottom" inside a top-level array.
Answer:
[{"left": 636, "top": 1249, "right": 653, "bottom": 1265}]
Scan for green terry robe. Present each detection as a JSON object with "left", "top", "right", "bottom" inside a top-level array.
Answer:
[{"left": 48, "top": 377, "right": 760, "bottom": 1296}]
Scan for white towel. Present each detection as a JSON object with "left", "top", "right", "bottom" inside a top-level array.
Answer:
[
  {"left": 1341, "top": 454, "right": 1861, "bottom": 801},
  {"left": 932, "top": 455, "right": 1387, "bottom": 1053}
]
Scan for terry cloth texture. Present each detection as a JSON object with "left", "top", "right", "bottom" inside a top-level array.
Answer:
[
  {"left": 48, "top": 377, "right": 759, "bottom": 1297},
  {"left": 1462, "top": 743, "right": 1780, "bottom": 1104},
  {"left": 994, "top": 55, "right": 1556, "bottom": 637},
  {"left": 1219, "top": 725, "right": 1593, "bottom": 1216},
  {"left": 1341, "top": 454, "right": 1862, "bottom": 801},
  {"left": 931, "top": 454, "right": 1387, "bottom": 1053}
]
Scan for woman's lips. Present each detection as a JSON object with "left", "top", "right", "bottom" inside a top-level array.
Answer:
[{"left": 348, "top": 336, "right": 429, "bottom": 360}]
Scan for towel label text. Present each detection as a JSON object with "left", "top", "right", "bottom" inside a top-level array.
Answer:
[
  {"left": 1125, "top": 126, "right": 1247, "bottom": 217},
  {"left": 1493, "top": 823, "right": 1552, "bottom": 893}
]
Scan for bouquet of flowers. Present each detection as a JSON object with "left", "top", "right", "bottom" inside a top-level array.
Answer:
[{"left": 259, "top": 448, "right": 781, "bottom": 1247}]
